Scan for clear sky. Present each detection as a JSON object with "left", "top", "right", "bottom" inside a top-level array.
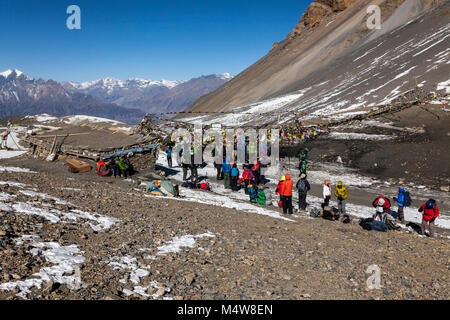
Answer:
[{"left": 1, "top": 0, "right": 311, "bottom": 82}]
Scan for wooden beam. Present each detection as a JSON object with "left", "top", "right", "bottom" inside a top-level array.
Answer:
[{"left": 35, "top": 132, "right": 91, "bottom": 138}]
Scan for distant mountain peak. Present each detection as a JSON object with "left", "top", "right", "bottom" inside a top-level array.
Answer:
[{"left": 0, "top": 69, "right": 31, "bottom": 80}]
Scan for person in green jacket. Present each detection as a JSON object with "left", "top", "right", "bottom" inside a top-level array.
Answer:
[
  {"left": 257, "top": 189, "right": 266, "bottom": 205},
  {"left": 118, "top": 156, "right": 130, "bottom": 178}
]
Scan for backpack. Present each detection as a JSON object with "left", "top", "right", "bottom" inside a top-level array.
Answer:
[
  {"left": 97, "top": 162, "right": 110, "bottom": 176},
  {"left": 297, "top": 179, "right": 307, "bottom": 192},
  {"left": 257, "top": 190, "right": 266, "bottom": 205},
  {"left": 360, "top": 218, "right": 388, "bottom": 232},
  {"left": 248, "top": 186, "right": 257, "bottom": 202},
  {"left": 200, "top": 182, "right": 210, "bottom": 191},
  {"left": 404, "top": 191, "right": 411, "bottom": 207},
  {"left": 310, "top": 208, "right": 321, "bottom": 218},
  {"left": 231, "top": 167, "right": 239, "bottom": 177}
]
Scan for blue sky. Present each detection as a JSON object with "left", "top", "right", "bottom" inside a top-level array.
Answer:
[{"left": 1, "top": 0, "right": 310, "bottom": 82}]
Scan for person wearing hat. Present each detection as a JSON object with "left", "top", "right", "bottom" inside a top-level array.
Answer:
[
  {"left": 323, "top": 180, "right": 331, "bottom": 207},
  {"left": 372, "top": 196, "right": 391, "bottom": 223},
  {"left": 418, "top": 199, "right": 440, "bottom": 237},
  {"left": 296, "top": 173, "right": 311, "bottom": 212},
  {"left": 280, "top": 174, "right": 294, "bottom": 214},
  {"left": 334, "top": 181, "right": 349, "bottom": 217}
]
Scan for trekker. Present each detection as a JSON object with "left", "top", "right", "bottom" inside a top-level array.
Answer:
[
  {"left": 248, "top": 184, "right": 258, "bottom": 203},
  {"left": 280, "top": 174, "right": 294, "bottom": 215},
  {"left": 334, "top": 181, "right": 349, "bottom": 218},
  {"left": 372, "top": 196, "right": 391, "bottom": 223},
  {"left": 323, "top": 180, "right": 331, "bottom": 207},
  {"left": 118, "top": 157, "right": 130, "bottom": 178},
  {"left": 242, "top": 167, "right": 255, "bottom": 193},
  {"left": 181, "top": 153, "right": 189, "bottom": 181},
  {"left": 257, "top": 188, "right": 266, "bottom": 205},
  {"left": 222, "top": 158, "right": 232, "bottom": 189},
  {"left": 418, "top": 199, "right": 440, "bottom": 237},
  {"left": 252, "top": 160, "right": 260, "bottom": 185},
  {"left": 275, "top": 176, "right": 285, "bottom": 201},
  {"left": 230, "top": 163, "right": 240, "bottom": 191},
  {"left": 296, "top": 173, "right": 311, "bottom": 212},
  {"left": 190, "top": 153, "right": 198, "bottom": 185},
  {"left": 393, "top": 188, "right": 410, "bottom": 223},
  {"left": 107, "top": 158, "right": 118, "bottom": 178},
  {"left": 299, "top": 160, "right": 308, "bottom": 176},
  {"left": 0, "top": 130, "right": 8, "bottom": 149},
  {"left": 167, "top": 146, "right": 173, "bottom": 168},
  {"left": 264, "top": 186, "right": 272, "bottom": 206}
]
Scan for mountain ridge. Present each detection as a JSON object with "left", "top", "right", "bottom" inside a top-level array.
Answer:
[
  {"left": 0, "top": 70, "right": 233, "bottom": 124},
  {"left": 185, "top": 0, "right": 448, "bottom": 118}
]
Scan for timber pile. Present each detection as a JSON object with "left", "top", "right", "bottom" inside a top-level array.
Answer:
[{"left": 24, "top": 126, "right": 160, "bottom": 172}]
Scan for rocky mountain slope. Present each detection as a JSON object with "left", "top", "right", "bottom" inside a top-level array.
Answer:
[
  {"left": 0, "top": 69, "right": 145, "bottom": 124},
  {"left": 185, "top": 0, "right": 449, "bottom": 123},
  {"left": 63, "top": 74, "right": 233, "bottom": 114}
]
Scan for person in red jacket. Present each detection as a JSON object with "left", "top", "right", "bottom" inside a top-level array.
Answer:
[
  {"left": 419, "top": 199, "right": 440, "bottom": 237},
  {"left": 242, "top": 167, "right": 255, "bottom": 194},
  {"left": 372, "top": 196, "right": 391, "bottom": 223},
  {"left": 280, "top": 174, "right": 294, "bottom": 215}
]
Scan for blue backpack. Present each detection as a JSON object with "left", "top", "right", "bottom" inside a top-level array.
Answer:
[
  {"left": 297, "top": 179, "right": 307, "bottom": 192},
  {"left": 404, "top": 191, "right": 411, "bottom": 207},
  {"left": 231, "top": 167, "right": 239, "bottom": 177},
  {"left": 248, "top": 186, "right": 257, "bottom": 202}
]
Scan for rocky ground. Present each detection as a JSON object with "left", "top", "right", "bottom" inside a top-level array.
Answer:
[{"left": 0, "top": 156, "right": 449, "bottom": 300}]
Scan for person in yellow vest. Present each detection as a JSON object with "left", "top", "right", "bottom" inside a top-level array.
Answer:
[{"left": 334, "top": 181, "right": 349, "bottom": 218}]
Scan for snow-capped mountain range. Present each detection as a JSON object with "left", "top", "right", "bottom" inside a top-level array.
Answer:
[
  {"left": 0, "top": 69, "right": 233, "bottom": 123},
  {"left": 62, "top": 73, "right": 233, "bottom": 114}
]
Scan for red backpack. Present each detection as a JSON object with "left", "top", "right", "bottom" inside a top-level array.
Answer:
[{"left": 97, "top": 161, "right": 110, "bottom": 176}]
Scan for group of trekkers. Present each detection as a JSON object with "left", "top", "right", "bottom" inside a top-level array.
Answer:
[
  {"left": 96, "top": 156, "right": 134, "bottom": 178},
  {"left": 167, "top": 146, "right": 442, "bottom": 237}
]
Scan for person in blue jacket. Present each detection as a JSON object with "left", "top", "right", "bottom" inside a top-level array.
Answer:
[
  {"left": 167, "top": 146, "right": 173, "bottom": 168},
  {"left": 230, "top": 163, "right": 240, "bottom": 191},
  {"left": 222, "top": 157, "right": 232, "bottom": 189},
  {"left": 393, "top": 188, "right": 407, "bottom": 223}
]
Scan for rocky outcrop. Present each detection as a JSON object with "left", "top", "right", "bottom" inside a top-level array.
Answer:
[{"left": 289, "top": 0, "right": 359, "bottom": 37}]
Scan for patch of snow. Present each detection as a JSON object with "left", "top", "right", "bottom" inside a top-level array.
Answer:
[
  {"left": 61, "top": 115, "right": 123, "bottom": 125},
  {"left": 0, "top": 237, "right": 84, "bottom": 299},
  {"left": 437, "top": 79, "right": 450, "bottom": 94},
  {"left": 156, "top": 232, "right": 215, "bottom": 256},
  {"left": 326, "top": 132, "right": 394, "bottom": 140},
  {"left": 19, "top": 190, "right": 72, "bottom": 205}
]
